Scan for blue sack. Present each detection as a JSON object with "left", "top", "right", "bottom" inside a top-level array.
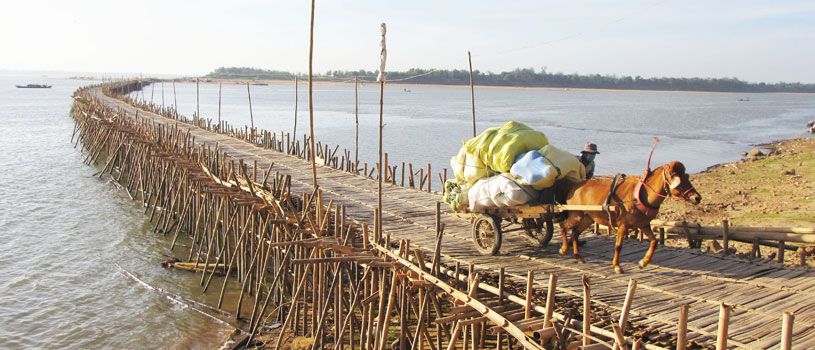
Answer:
[{"left": 510, "top": 150, "right": 558, "bottom": 189}]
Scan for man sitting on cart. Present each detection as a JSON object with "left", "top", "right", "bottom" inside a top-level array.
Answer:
[{"left": 578, "top": 143, "right": 599, "bottom": 179}]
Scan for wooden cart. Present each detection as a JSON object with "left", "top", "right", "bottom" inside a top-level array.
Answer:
[{"left": 465, "top": 204, "right": 614, "bottom": 255}]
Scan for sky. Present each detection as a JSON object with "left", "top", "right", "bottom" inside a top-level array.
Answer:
[{"left": 1, "top": 0, "right": 814, "bottom": 83}]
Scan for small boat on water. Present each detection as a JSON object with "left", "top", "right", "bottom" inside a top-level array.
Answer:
[
  {"left": 16, "top": 84, "right": 52, "bottom": 89},
  {"left": 738, "top": 97, "right": 750, "bottom": 102}
]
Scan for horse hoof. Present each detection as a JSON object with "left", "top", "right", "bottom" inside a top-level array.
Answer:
[
  {"left": 559, "top": 247, "right": 568, "bottom": 255},
  {"left": 614, "top": 265, "right": 624, "bottom": 274},
  {"left": 638, "top": 259, "right": 649, "bottom": 268},
  {"left": 574, "top": 255, "right": 586, "bottom": 264}
]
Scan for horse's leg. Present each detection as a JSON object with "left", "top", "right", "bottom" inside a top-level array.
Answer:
[
  {"left": 639, "top": 225, "right": 658, "bottom": 268},
  {"left": 558, "top": 214, "right": 577, "bottom": 255},
  {"left": 572, "top": 217, "right": 592, "bottom": 263},
  {"left": 612, "top": 223, "right": 629, "bottom": 274}
]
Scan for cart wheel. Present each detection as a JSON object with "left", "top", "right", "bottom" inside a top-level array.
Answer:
[
  {"left": 472, "top": 214, "right": 502, "bottom": 255},
  {"left": 540, "top": 218, "right": 555, "bottom": 248},
  {"left": 521, "top": 218, "right": 555, "bottom": 248}
]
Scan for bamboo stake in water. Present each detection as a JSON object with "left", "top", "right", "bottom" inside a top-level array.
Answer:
[
  {"left": 307, "top": 0, "right": 318, "bottom": 189},
  {"left": 468, "top": 51, "right": 476, "bottom": 137},
  {"left": 196, "top": 78, "right": 200, "bottom": 118}
]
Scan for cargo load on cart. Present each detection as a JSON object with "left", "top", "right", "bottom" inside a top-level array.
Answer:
[
  {"left": 445, "top": 121, "right": 586, "bottom": 212},
  {"left": 442, "top": 121, "right": 612, "bottom": 255}
]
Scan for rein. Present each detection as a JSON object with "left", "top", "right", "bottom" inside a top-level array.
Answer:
[{"left": 634, "top": 138, "right": 673, "bottom": 217}]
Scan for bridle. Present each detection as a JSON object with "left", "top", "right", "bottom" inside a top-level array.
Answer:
[{"left": 633, "top": 138, "right": 694, "bottom": 217}]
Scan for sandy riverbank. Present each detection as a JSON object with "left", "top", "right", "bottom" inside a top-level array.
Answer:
[
  {"left": 660, "top": 137, "right": 814, "bottom": 227},
  {"left": 655, "top": 137, "right": 814, "bottom": 265}
]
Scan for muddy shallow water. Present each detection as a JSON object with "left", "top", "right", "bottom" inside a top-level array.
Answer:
[{"left": 0, "top": 74, "right": 233, "bottom": 349}]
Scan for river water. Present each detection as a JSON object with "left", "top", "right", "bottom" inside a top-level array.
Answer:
[
  {"left": 1, "top": 73, "right": 812, "bottom": 349},
  {"left": 151, "top": 80, "right": 815, "bottom": 179},
  {"left": 0, "top": 74, "right": 233, "bottom": 349}
]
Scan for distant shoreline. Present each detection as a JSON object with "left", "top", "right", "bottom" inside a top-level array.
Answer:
[
  {"left": 202, "top": 66, "right": 815, "bottom": 93},
  {"left": 165, "top": 77, "right": 815, "bottom": 95}
]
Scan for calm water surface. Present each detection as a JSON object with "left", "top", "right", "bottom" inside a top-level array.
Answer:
[
  {"left": 151, "top": 80, "right": 815, "bottom": 179},
  {"left": 0, "top": 74, "right": 233, "bottom": 349}
]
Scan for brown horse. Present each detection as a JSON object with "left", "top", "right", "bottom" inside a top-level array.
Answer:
[{"left": 559, "top": 161, "right": 702, "bottom": 273}]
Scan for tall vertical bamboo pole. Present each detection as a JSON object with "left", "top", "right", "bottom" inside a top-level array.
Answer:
[
  {"left": 218, "top": 83, "right": 222, "bottom": 126},
  {"left": 196, "top": 78, "right": 200, "bottom": 117},
  {"left": 468, "top": 51, "right": 476, "bottom": 137},
  {"left": 354, "top": 76, "right": 359, "bottom": 167},
  {"left": 247, "top": 83, "right": 254, "bottom": 134},
  {"left": 377, "top": 23, "right": 387, "bottom": 223},
  {"left": 307, "top": 0, "right": 318, "bottom": 189},
  {"left": 173, "top": 80, "right": 178, "bottom": 117},
  {"left": 161, "top": 82, "right": 165, "bottom": 108},
  {"left": 294, "top": 76, "right": 299, "bottom": 140}
]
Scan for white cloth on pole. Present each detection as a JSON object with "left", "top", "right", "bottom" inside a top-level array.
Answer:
[{"left": 378, "top": 23, "right": 387, "bottom": 82}]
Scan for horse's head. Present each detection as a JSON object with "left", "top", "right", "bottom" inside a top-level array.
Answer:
[{"left": 665, "top": 161, "right": 702, "bottom": 204}]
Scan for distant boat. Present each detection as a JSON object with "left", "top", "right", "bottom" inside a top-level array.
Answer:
[
  {"left": 16, "top": 84, "right": 52, "bottom": 89},
  {"left": 738, "top": 97, "right": 750, "bottom": 102},
  {"left": 252, "top": 83, "right": 269, "bottom": 86}
]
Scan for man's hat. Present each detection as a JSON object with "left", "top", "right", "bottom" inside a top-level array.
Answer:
[{"left": 582, "top": 143, "right": 599, "bottom": 154}]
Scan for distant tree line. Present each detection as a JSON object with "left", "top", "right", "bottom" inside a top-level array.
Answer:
[
  {"left": 206, "top": 66, "right": 815, "bottom": 93},
  {"left": 206, "top": 67, "right": 294, "bottom": 80}
]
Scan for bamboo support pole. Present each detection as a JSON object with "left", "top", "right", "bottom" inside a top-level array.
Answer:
[
  {"left": 676, "top": 304, "right": 688, "bottom": 350},
  {"left": 544, "top": 273, "right": 557, "bottom": 327},
  {"left": 307, "top": 0, "right": 318, "bottom": 189},
  {"left": 468, "top": 51, "right": 476, "bottom": 137},
  {"left": 781, "top": 311, "right": 794, "bottom": 350},
  {"left": 294, "top": 76, "right": 299, "bottom": 141},
  {"left": 582, "top": 275, "right": 591, "bottom": 346},
  {"left": 716, "top": 303, "right": 730, "bottom": 350},
  {"left": 354, "top": 76, "right": 359, "bottom": 166},
  {"left": 524, "top": 271, "right": 533, "bottom": 319}
]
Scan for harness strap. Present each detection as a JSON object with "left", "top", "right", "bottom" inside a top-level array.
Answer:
[
  {"left": 633, "top": 181, "right": 660, "bottom": 217},
  {"left": 603, "top": 173, "right": 625, "bottom": 212},
  {"left": 603, "top": 174, "right": 625, "bottom": 232}
]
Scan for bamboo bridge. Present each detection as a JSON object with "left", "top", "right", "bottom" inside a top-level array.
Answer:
[{"left": 72, "top": 82, "right": 815, "bottom": 349}]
